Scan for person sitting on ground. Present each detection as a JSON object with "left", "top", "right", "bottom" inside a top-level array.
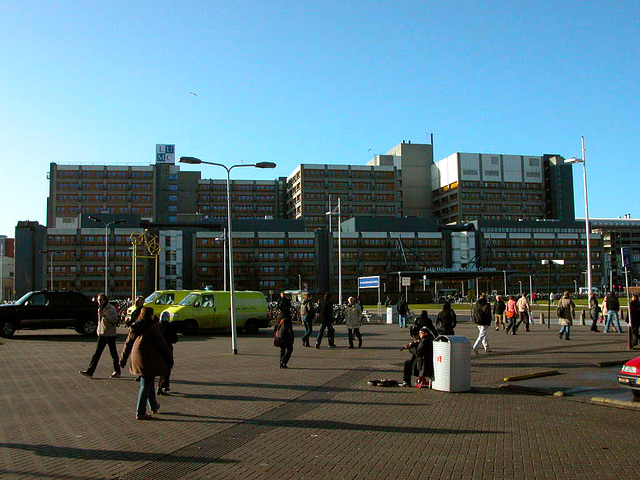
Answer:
[
  {"left": 411, "top": 310, "right": 438, "bottom": 340},
  {"left": 401, "top": 326, "right": 435, "bottom": 388},
  {"left": 436, "top": 302, "right": 457, "bottom": 336}
]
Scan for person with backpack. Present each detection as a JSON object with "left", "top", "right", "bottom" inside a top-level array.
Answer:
[
  {"left": 472, "top": 293, "right": 492, "bottom": 354},
  {"left": 557, "top": 291, "right": 576, "bottom": 340},
  {"left": 435, "top": 302, "right": 456, "bottom": 336},
  {"left": 274, "top": 312, "right": 294, "bottom": 368},
  {"left": 396, "top": 296, "right": 410, "bottom": 328},
  {"left": 604, "top": 291, "right": 623, "bottom": 334},
  {"left": 299, "top": 294, "right": 315, "bottom": 347}
]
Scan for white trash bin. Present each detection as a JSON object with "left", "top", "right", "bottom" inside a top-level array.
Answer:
[
  {"left": 386, "top": 305, "right": 398, "bottom": 324},
  {"left": 432, "top": 335, "right": 471, "bottom": 392}
]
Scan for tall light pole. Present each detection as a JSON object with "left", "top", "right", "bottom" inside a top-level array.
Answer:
[
  {"left": 88, "top": 216, "right": 125, "bottom": 297},
  {"left": 39, "top": 250, "right": 63, "bottom": 290},
  {"left": 518, "top": 280, "right": 523, "bottom": 296},
  {"left": 503, "top": 270, "right": 507, "bottom": 296},
  {"left": 0, "top": 240, "right": 4, "bottom": 302},
  {"left": 326, "top": 197, "right": 343, "bottom": 304},
  {"left": 180, "top": 157, "right": 276, "bottom": 355},
  {"left": 566, "top": 136, "right": 592, "bottom": 297},
  {"left": 214, "top": 228, "right": 227, "bottom": 290}
]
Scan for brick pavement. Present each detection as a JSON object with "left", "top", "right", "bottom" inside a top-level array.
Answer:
[{"left": 0, "top": 319, "right": 637, "bottom": 479}]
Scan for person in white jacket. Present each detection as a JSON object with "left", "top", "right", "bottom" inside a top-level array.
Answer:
[
  {"left": 344, "top": 296, "right": 363, "bottom": 349},
  {"left": 80, "top": 293, "right": 121, "bottom": 378}
]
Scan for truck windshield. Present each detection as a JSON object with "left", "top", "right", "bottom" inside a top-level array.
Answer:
[
  {"left": 178, "top": 293, "right": 200, "bottom": 306},
  {"left": 14, "top": 292, "right": 34, "bottom": 305}
]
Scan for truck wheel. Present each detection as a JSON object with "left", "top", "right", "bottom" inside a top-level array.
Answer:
[
  {"left": 244, "top": 319, "right": 258, "bottom": 334},
  {"left": 76, "top": 319, "right": 97, "bottom": 336},
  {"left": 183, "top": 320, "right": 199, "bottom": 335},
  {"left": 0, "top": 320, "right": 16, "bottom": 338}
]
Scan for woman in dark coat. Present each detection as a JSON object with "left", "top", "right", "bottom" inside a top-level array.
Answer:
[
  {"left": 402, "top": 327, "right": 435, "bottom": 387},
  {"left": 274, "top": 312, "right": 294, "bottom": 368},
  {"left": 630, "top": 294, "right": 640, "bottom": 347},
  {"left": 589, "top": 293, "right": 600, "bottom": 332},
  {"left": 120, "top": 306, "right": 173, "bottom": 420},
  {"left": 411, "top": 310, "right": 438, "bottom": 340},
  {"left": 436, "top": 302, "right": 457, "bottom": 336}
]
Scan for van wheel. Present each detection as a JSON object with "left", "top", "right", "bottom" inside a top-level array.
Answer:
[
  {"left": 76, "top": 318, "right": 97, "bottom": 336},
  {"left": 244, "top": 319, "right": 258, "bottom": 334},
  {"left": 1, "top": 320, "right": 16, "bottom": 338},
  {"left": 183, "top": 320, "right": 199, "bottom": 335}
]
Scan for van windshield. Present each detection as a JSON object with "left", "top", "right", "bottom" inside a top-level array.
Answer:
[
  {"left": 155, "top": 293, "right": 175, "bottom": 305},
  {"left": 178, "top": 293, "right": 200, "bottom": 306},
  {"left": 145, "top": 292, "right": 159, "bottom": 303}
]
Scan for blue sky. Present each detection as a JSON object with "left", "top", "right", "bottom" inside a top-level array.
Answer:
[{"left": 1, "top": 1, "right": 638, "bottom": 237}]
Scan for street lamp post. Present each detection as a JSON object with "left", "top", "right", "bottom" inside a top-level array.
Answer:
[
  {"left": 88, "top": 216, "right": 125, "bottom": 297},
  {"left": 566, "top": 137, "right": 592, "bottom": 297},
  {"left": 503, "top": 270, "right": 507, "bottom": 296},
  {"left": 214, "top": 228, "right": 227, "bottom": 291},
  {"left": 518, "top": 280, "right": 523, "bottom": 296},
  {"left": 180, "top": 157, "right": 276, "bottom": 355},
  {"left": 39, "top": 250, "right": 62, "bottom": 290},
  {"left": 326, "top": 197, "right": 343, "bottom": 305}
]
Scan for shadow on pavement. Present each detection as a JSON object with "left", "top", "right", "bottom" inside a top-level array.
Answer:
[{"left": 0, "top": 442, "right": 238, "bottom": 465}]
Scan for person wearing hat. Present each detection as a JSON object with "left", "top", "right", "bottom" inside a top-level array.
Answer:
[{"left": 400, "top": 326, "right": 435, "bottom": 388}]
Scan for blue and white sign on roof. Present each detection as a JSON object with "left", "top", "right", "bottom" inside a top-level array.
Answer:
[{"left": 359, "top": 276, "right": 380, "bottom": 289}]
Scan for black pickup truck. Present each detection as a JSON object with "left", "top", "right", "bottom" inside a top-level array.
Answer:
[{"left": 0, "top": 290, "right": 98, "bottom": 338}]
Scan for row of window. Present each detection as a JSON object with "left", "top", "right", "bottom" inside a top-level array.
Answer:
[{"left": 57, "top": 170, "right": 153, "bottom": 179}]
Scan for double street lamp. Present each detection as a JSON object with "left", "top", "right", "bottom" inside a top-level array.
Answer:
[
  {"left": 87, "top": 216, "right": 125, "bottom": 297},
  {"left": 180, "top": 156, "right": 276, "bottom": 355},
  {"left": 566, "top": 136, "right": 592, "bottom": 296}
]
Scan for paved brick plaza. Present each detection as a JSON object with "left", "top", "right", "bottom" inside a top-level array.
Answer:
[{"left": 0, "top": 317, "right": 637, "bottom": 479}]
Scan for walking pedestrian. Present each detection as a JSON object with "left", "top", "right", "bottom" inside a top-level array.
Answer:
[
  {"left": 274, "top": 312, "right": 294, "bottom": 368},
  {"left": 472, "top": 293, "right": 492, "bottom": 354},
  {"left": 516, "top": 292, "right": 531, "bottom": 332},
  {"left": 344, "top": 296, "right": 363, "bottom": 348},
  {"left": 435, "top": 302, "right": 457, "bottom": 336},
  {"left": 411, "top": 310, "right": 438, "bottom": 340},
  {"left": 300, "top": 294, "right": 315, "bottom": 347},
  {"left": 505, "top": 295, "right": 518, "bottom": 335},
  {"left": 128, "top": 295, "right": 145, "bottom": 326},
  {"left": 589, "top": 293, "right": 600, "bottom": 332},
  {"left": 557, "top": 291, "right": 576, "bottom": 340},
  {"left": 277, "top": 291, "right": 292, "bottom": 320},
  {"left": 157, "top": 316, "right": 179, "bottom": 395},
  {"left": 315, "top": 292, "right": 336, "bottom": 348},
  {"left": 80, "top": 293, "right": 121, "bottom": 378},
  {"left": 493, "top": 295, "right": 506, "bottom": 331},
  {"left": 604, "top": 291, "right": 623, "bottom": 333},
  {"left": 397, "top": 296, "right": 410, "bottom": 328},
  {"left": 120, "top": 306, "right": 173, "bottom": 420}
]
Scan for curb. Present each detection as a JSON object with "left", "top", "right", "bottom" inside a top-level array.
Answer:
[
  {"left": 590, "top": 396, "right": 640, "bottom": 410},
  {"left": 595, "top": 360, "right": 629, "bottom": 367},
  {"left": 503, "top": 370, "right": 560, "bottom": 382},
  {"left": 498, "top": 383, "right": 565, "bottom": 397}
]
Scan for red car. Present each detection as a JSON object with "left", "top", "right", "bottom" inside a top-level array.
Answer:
[{"left": 617, "top": 356, "right": 640, "bottom": 398}]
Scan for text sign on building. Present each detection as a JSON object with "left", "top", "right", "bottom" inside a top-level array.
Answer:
[
  {"left": 358, "top": 276, "right": 380, "bottom": 289},
  {"left": 402, "top": 276, "right": 411, "bottom": 287},
  {"left": 156, "top": 144, "right": 175, "bottom": 164}
]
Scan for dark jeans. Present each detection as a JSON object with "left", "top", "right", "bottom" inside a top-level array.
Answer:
[
  {"left": 158, "top": 368, "right": 172, "bottom": 391},
  {"left": 403, "top": 359, "right": 415, "bottom": 384},
  {"left": 590, "top": 311, "right": 600, "bottom": 331},
  {"left": 280, "top": 343, "right": 293, "bottom": 366},
  {"left": 632, "top": 325, "right": 639, "bottom": 347},
  {"left": 316, "top": 324, "right": 335, "bottom": 346},
  {"left": 348, "top": 328, "right": 362, "bottom": 347},
  {"left": 87, "top": 335, "right": 120, "bottom": 375},
  {"left": 505, "top": 315, "right": 517, "bottom": 334},
  {"left": 516, "top": 311, "right": 530, "bottom": 331},
  {"left": 302, "top": 317, "right": 314, "bottom": 345}
]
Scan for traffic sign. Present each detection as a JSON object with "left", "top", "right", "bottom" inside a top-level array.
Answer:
[{"left": 358, "top": 276, "right": 380, "bottom": 289}]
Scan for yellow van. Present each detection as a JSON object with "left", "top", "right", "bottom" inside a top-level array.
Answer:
[
  {"left": 159, "top": 290, "right": 269, "bottom": 334},
  {"left": 125, "top": 290, "right": 194, "bottom": 323}
]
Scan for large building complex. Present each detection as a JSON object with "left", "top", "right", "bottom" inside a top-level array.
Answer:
[{"left": 13, "top": 140, "right": 638, "bottom": 300}]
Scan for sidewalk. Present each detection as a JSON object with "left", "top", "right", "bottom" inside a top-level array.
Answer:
[{"left": 0, "top": 322, "right": 637, "bottom": 479}]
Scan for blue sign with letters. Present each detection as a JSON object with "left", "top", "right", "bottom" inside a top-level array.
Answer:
[{"left": 359, "top": 276, "right": 380, "bottom": 289}]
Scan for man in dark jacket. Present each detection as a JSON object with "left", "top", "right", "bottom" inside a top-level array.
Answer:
[
  {"left": 157, "top": 317, "right": 179, "bottom": 395},
  {"left": 278, "top": 291, "right": 292, "bottom": 320},
  {"left": 472, "top": 293, "right": 492, "bottom": 354},
  {"left": 401, "top": 326, "right": 435, "bottom": 387},
  {"left": 604, "top": 292, "right": 622, "bottom": 333},
  {"left": 493, "top": 295, "right": 506, "bottom": 331},
  {"left": 630, "top": 294, "right": 640, "bottom": 347},
  {"left": 315, "top": 292, "right": 335, "bottom": 348}
]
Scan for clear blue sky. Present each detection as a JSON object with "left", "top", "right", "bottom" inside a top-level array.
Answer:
[{"left": 1, "top": 1, "right": 638, "bottom": 237}]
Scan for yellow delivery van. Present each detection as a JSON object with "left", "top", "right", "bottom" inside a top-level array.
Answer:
[
  {"left": 159, "top": 290, "right": 269, "bottom": 334},
  {"left": 125, "top": 290, "right": 195, "bottom": 323}
]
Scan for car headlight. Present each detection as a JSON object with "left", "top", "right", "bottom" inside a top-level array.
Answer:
[{"left": 621, "top": 365, "right": 637, "bottom": 374}]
